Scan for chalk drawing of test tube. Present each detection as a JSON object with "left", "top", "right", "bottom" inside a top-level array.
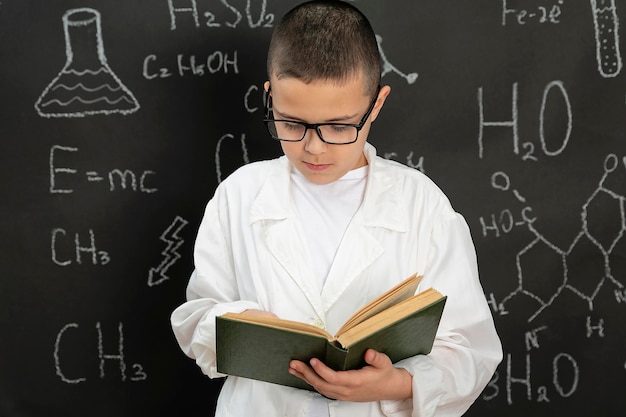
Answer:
[
  {"left": 35, "top": 8, "right": 140, "bottom": 118},
  {"left": 590, "top": 0, "right": 622, "bottom": 78}
]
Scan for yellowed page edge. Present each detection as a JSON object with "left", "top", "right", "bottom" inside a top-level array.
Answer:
[
  {"left": 335, "top": 274, "right": 422, "bottom": 336},
  {"left": 221, "top": 312, "right": 333, "bottom": 340},
  {"left": 336, "top": 289, "right": 443, "bottom": 348}
]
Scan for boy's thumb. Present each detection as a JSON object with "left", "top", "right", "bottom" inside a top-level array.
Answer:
[{"left": 364, "top": 349, "right": 388, "bottom": 368}]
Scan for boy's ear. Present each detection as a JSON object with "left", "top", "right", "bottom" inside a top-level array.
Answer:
[
  {"left": 370, "top": 85, "right": 391, "bottom": 123},
  {"left": 263, "top": 80, "right": 270, "bottom": 92}
]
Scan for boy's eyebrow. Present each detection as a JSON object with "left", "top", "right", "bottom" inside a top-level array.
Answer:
[{"left": 272, "top": 106, "right": 361, "bottom": 123}]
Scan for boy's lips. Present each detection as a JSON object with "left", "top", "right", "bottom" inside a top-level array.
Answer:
[{"left": 304, "top": 161, "right": 331, "bottom": 171}]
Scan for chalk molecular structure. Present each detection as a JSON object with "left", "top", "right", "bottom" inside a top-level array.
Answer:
[{"left": 500, "top": 154, "right": 626, "bottom": 322}]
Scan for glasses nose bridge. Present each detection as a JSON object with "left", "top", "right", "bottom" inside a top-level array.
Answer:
[{"left": 303, "top": 123, "right": 327, "bottom": 144}]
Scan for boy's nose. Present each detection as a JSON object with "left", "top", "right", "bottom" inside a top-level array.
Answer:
[{"left": 304, "top": 128, "right": 327, "bottom": 154}]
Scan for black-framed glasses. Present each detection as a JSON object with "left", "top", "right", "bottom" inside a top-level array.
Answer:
[{"left": 263, "top": 86, "right": 381, "bottom": 145}]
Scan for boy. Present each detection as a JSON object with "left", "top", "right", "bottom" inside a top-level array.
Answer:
[{"left": 171, "top": 1, "right": 502, "bottom": 416}]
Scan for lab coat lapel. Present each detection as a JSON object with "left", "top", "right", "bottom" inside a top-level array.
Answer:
[
  {"left": 263, "top": 217, "right": 324, "bottom": 314},
  {"left": 249, "top": 159, "right": 325, "bottom": 317},
  {"left": 320, "top": 144, "right": 409, "bottom": 309},
  {"left": 320, "top": 215, "right": 384, "bottom": 309}
]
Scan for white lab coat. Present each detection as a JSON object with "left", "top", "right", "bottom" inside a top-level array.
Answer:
[{"left": 171, "top": 143, "right": 502, "bottom": 417}]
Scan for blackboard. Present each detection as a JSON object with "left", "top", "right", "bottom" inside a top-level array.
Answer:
[{"left": 1, "top": 1, "right": 625, "bottom": 416}]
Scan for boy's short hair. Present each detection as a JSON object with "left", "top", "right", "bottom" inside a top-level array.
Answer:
[{"left": 267, "top": 0, "right": 381, "bottom": 96}]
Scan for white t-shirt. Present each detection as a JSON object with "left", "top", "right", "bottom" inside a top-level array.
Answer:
[
  {"left": 290, "top": 165, "right": 369, "bottom": 293},
  {"left": 290, "top": 165, "right": 368, "bottom": 417}
]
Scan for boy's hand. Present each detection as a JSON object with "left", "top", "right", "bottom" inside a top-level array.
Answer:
[{"left": 288, "top": 349, "right": 412, "bottom": 402}]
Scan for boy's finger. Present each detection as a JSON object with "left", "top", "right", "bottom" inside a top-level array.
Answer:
[
  {"left": 289, "top": 360, "right": 325, "bottom": 386},
  {"left": 308, "top": 358, "right": 338, "bottom": 382},
  {"left": 364, "top": 349, "right": 392, "bottom": 369}
]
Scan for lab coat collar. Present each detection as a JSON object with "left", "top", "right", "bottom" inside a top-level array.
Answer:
[
  {"left": 248, "top": 142, "right": 410, "bottom": 317},
  {"left": 360, "top": 143, "right": 410, "bottom": 233},
  {"left": 249, "top": 143, "right": 409, "bottom": 231}
]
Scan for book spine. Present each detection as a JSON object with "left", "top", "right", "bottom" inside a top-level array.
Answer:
[{"left": 324, "top": 341, "right": 351, "bottom": 371}]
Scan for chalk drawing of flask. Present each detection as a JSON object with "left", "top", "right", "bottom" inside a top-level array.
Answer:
[{"left": 35, "top": 8, "right": 140, "bottom": 118}]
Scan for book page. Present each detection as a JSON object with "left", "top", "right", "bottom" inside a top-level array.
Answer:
[
  {"left": 221, "top": 312, "right": 334, "bottom": 340},
  {"left": 335, "top": 274, "right": 422, "bottom": 337},
  {"left": 336, "top": 288, "right": 443, "bottom": 348}
]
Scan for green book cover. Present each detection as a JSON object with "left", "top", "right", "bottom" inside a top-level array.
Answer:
[
  {"left": 323, "top": 296, "right": 446, "bottom": 372},
  {"left": 216, "top": 282, "right": 446, "bottom": 390}
]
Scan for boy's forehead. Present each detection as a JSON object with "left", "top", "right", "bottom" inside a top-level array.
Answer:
[
  {"left": 269, "top": 76, "right": 371, "bottom": 121},
  {"left": 269, "top": 71, "right": 370, "bottom": 96}
]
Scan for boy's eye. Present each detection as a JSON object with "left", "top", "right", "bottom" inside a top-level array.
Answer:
[
  {"left": 283, "top": 122, "right": 304, "bottom": 131},
  {"left": 329, "top": 124, "right": 350, "bottom": 133}
]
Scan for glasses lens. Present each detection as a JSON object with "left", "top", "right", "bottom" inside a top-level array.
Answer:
[
  {"left": 269, "top": 121, "right": 306, "bottom": 141},
  {"left": 318, "top": 124, "right": 358, "bottom": 144},
  {"left": 266, "top": 121, "right": 359, "bottom": 144}
]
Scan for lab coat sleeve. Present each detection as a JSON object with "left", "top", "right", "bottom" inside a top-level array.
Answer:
[
  {"left": 170, "top": 191, "right": 261, "bottom": 378},
  {"left": 381, "top": 208, "right": 502, "bottom": 417}
]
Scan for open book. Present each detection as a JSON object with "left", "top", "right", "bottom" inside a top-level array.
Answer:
[{"left": 216, "top": 274, "right": 446, "bottom": 390}]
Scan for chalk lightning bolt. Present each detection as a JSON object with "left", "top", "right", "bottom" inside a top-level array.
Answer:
[{"left": 148, "top": 216, "right": 189, "bottom": 287}]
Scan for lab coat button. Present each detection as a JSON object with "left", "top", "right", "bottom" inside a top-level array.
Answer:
[{"left": 313, "top": 318, "right": 325, "bottom": 329}]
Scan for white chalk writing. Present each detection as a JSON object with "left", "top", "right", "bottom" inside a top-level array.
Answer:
[
  {"left": 143, "top": 51, "right": 240, "bottom": 79},
  {"left": 525, "top": 326, "right": 548, "bottom": 351},
  {"left": 478, "top": 81, "right": 573, "bottom": 160},
  {"left": 167, "top": 0, "right": 275, "bottom": 30},
  {"left": 383, "top": 151, "right": 425, "bottom": 173},
  {"left": 502, "top": 352, "right": 579, "bottom": 404},
  {"left": 54, "top": 323, "right": 86, "bottom": 384},
  {"left": 215, "top": 133, "right": 250, "bottom": 183},
  {"left": 50, "top": 145, "right": 157, "bottom": 194},
  {"left": 585, "top": 315, "right": 605, "bottom": 338},
  {"left": 502, "top": 0, "right": 564, "bottom": 26},
  {"left": 54, "top": 322, "right": 147, "bottom": 383},
  {"left": 51, "top": 228, "right": 111, "bottom": 266}
]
